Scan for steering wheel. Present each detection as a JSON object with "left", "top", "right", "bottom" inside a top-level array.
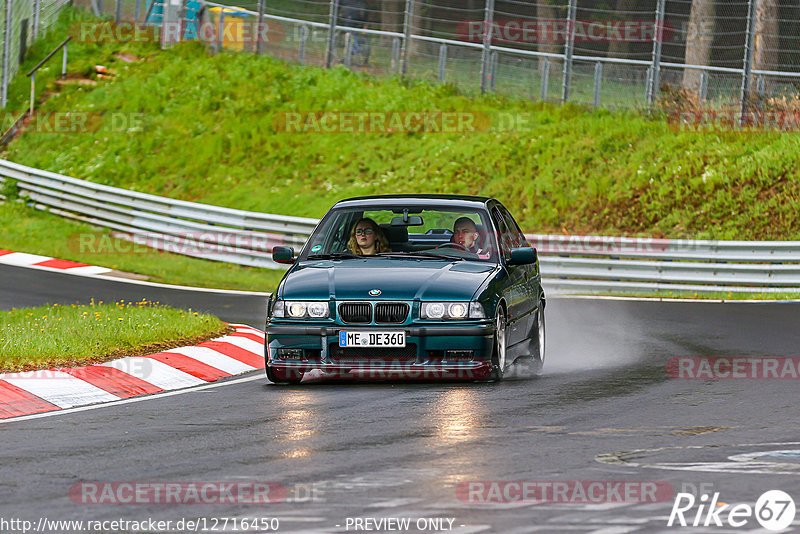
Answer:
[{"left": 437, "top": 242, "right": 468, "bottom": 251}]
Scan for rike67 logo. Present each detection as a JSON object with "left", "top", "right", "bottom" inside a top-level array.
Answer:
[{"left": 668, "top": 490, "right": 796, "bottom": 530}]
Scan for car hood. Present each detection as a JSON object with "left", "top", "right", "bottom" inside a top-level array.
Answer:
[{"left": 281, "top": 259, "right": 498, "bottom": 301}]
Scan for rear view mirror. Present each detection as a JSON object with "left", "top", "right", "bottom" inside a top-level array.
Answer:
[
  {"left": 509, "top": 247, "right": 537, "bottom": 265},
  {"left": 272, "top": 246, "right": 295, "bottom": 264},
  {"left": 391, "top": 215, "right": 423, "bottom": 226}
]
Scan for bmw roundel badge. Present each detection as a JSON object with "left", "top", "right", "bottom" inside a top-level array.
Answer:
[{"left": 369, "top": 289, "right": 382, "bottom": 296}]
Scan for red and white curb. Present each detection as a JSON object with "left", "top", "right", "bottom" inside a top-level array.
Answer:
[
  {"left": 0, "top": 324, "right": 265, "bottom": 420},
  {"left": 0, "top": 249, "right": 111, "bottom": 276}
]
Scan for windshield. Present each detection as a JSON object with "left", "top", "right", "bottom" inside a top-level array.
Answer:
[{"left": 299, "top": 205, "right": 499, "bottom": 263}]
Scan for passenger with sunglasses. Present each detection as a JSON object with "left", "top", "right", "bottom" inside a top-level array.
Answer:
[{"left": 347, "top": 217, "right": 389, "bottom": 255}]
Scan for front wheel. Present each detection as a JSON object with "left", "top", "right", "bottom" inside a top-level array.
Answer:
[
  {"left": 489, "top": 307, "right": 507, "bottom": 381},
  {"left": 265, "top": 365, "right": 303, "bottom": 385}
]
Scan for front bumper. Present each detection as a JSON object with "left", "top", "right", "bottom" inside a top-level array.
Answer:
[{"left": 266, "top": 323, "right": 495, "bottom": 381}]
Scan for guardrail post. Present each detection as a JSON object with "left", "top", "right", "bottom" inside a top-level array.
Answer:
[
  {"left": 757, "top": 74, "right": 765, "bottom": 99},
  {"left": 540, "top": 57, "right": 550, "bottom": 100},
  {"left": 298, "top": 25, "right": 309, "bottom": 63},
  {"left": 391, "top": 36, "right": 401, "bottom": 74},
  {"left": 62, "top": 42, "right": 68, "bottom": 79},
  {"left": 699, "top": 70, "right": 708, "bottom": 101},
  {"left": 647, "top": 0, "right": 666, "bottom": 108},
  {"left": 325, "top": 0, "right": 340, "bottom": 68},
  {"left": 593, "top": 62, "right": 602, "bottom": 106},
  {"left": 1, "top": 0, "right": 10, "bottom": 109},
  {"left": 400, "top": 0, "right": 414, "bottom": 76},
  {"left": 561, "top": 0, "right": 577, "bottom": 102},
  {"left": 256, "top": 0, "right": 265, "bottom": 55},
  {"left": 115, "top": 0, "right": 122, "bottom": 23},
  {"left": 33, "top": 0, "right": 42, "bottom": 39},
  {"left": 479, "top": 0, "right": 495, "bottom": 93},
  {"left": 438, "top": 43, "right": 447, "bottom": 82},
  {"left": 135, "top": 0, "right": 141, "bottom": 25},
  {"left": 740, "top": 0, "right": 758, "bottom": 126}
]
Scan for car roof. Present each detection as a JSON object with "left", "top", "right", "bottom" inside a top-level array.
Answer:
[{"left": 334, "top": 194, "right": 494, "bottom": 209}]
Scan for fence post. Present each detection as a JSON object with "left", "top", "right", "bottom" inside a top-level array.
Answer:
[
  {"left": 699, "top": 70, "right": 708, "bottom": 101},
  {"left": 256, "top": 0, "right": 265, "bottom": 55},
  {"left": 30, "top": 73, "right": 35, "bottom": 114},
  {"left": 479, "top": 0, "right": 495, "bottom": 93},
  {"left": 740, "top": 0, "right": 758, "bottom": 126},
  {"left": 135, "top": 0, "right": 141, "bottom": 25},
  {"left": 115, "top": 0, "right": 122, "bottom": 23},
  {"left": 593, "top": 62, "right": 602, "bottom": 106},
  {"left": 647, "top": 0, "right": 666, "bottom": 108},
  {"left": 392, "top": 37, "right": 401, "bottom": 74},
  {"left": 343, "top": 32, "right": 352, "bottom": 67},
  {"left": 298, "top": 25, "right": 309, "bottom": 63},
  {"left": 1, "top": 0, "right": 10, "bottom": 109},
  {"left": 438, "top": 44, "right": 447, "bottom": 82},
  {"left": 98, "top": 0, "right": 104, "bottom": 13},
  {"left": 325, "top": 0, "right": 340, "bottom": 68},
  {"left": 400, "top": 0, "right": 414, "bottom": 76},
  {"left": 561, "top": 0, "right": 577, "bottom": 102},
  {"left": 489, "top": 50, "right": 498, "bottom": 91},
  {"left": 216, "top": 8, "right": 224, "bottom": 53},
  {"left": 540, "top": 57, "right": 550, "bottom": 100},
  {"left": 33, "top": 0, "right": 41, "bottom": 39}
]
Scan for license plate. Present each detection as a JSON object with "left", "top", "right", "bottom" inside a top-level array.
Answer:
[{"left": 339, "top": 331, "right": 406, "bottom": 348}]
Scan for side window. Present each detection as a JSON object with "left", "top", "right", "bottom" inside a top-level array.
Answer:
[
  {"left": 491, "top": 208, "right": 512, "bottom": 261},
  {"left": 498, "top": 205, "right": 527, "bottom": 248}
]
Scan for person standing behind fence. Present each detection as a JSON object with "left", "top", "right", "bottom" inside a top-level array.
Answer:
[{"left": 337, "top": 0, "right": 371, "bottom": 66}]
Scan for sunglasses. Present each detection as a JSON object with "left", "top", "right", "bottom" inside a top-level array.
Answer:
[{"left": 355, "top": 228, "right": 374, "bottom": 236}]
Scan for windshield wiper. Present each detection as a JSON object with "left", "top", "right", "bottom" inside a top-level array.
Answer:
[
  {"left": 307, "top": 252, "right": 360, "bottom": 260},
  {"left": 378, "top": 251, "right": 465, "bottom": 261}
]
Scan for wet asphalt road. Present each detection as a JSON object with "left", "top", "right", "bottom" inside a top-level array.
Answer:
[{"left": 1, "top": 263, "right": 800, "bottom": 533}]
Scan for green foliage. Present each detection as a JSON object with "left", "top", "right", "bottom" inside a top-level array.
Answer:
[{"left": 0, "top": 300, "right": 227, "bottom": 372}]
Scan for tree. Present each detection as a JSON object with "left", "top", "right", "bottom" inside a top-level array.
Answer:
[
  {"left": 682, "top": 0, "right": 715, "bottom": 92},
  {"left": 753, "top": 0, "right": 779, "bottom": 72}
]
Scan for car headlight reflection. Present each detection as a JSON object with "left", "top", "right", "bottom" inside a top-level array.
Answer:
[
  {"left": 421, "top": 301, "right": 483, "bottom": 320},
  {"left": 273, "top": 301, "right": 329, "bottom": 319}
]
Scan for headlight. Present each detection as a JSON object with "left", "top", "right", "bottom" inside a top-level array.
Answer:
[
  {"left": 421, "top": 301, "right": 482, "bottom": 320},
  {"left": 273, "top": 301, "right": 329, "bottom": 319}
]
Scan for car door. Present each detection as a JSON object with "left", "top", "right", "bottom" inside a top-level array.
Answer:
[
  {"left": 490, "top": 206, "right": 527, "bottom": 355},
  {"left": 498, "top": 204, "right": 541, "bottom": 347}
]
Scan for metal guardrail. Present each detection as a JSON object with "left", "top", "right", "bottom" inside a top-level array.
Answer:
[{"left": 1, "top": 158, "right": 799, "bottom": 294}]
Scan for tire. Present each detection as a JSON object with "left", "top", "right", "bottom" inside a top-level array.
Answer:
[
  {"left": 265, "top": 364, "right": 303, "bottom": 385},
  {"left": 489, "top": 307, "right": 507, "bottom": 381},
  {"left": 531, "top": 306, "right": 546, "bottom": 375}
]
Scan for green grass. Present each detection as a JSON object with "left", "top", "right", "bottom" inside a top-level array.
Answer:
[
  {"left": 4, "top": 8, "right": 799, "bottom": 241},
  {"left": 0, "top": 201, "right": 285, "bottom": 292},
  {"left": 1, "top": 7, "right": 799, "bottom": 296},
  {"left": 0, "top": 299, "right": 230, "bottom": 372}
]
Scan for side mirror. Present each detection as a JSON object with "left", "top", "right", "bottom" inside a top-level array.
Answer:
[
  {"left": 509, "top": 247, "right": 537, "bottom": 265},
  {"left": 272, "top": 246, "right": 295, "bottom": 265}
]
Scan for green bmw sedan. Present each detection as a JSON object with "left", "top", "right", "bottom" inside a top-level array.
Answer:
[{"left": 266, "top": 195, "right": 545, "bottom": 383}]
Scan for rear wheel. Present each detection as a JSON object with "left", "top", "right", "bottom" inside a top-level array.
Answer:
[
  {"left": 489, "top": 307, "right": 507, "bottom": 381},
  {"left": 531, "top": 306, "right": 546, "bottom": 374}
]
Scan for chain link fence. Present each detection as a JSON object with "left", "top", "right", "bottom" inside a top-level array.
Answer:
[
  {"left": 17, "top": 0, "right": 800, "bottom": 115},
  {"left": 0, "top": 0, "right": 71, "bottom": 107}
]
